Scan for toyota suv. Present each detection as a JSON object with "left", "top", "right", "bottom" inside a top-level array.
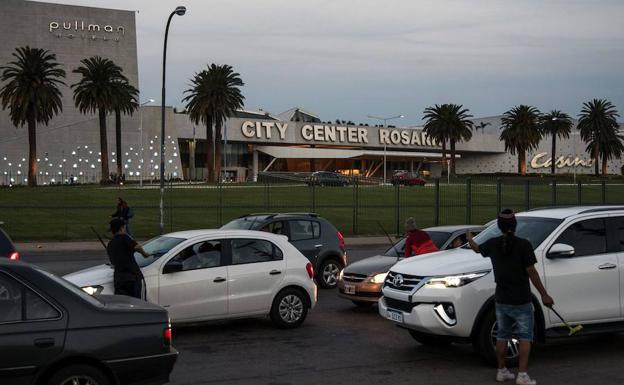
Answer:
[{"left": 379, "top": 206, "right": 624, "bottom": 366}]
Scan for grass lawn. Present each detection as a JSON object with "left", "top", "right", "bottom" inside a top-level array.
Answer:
[{"left": 1, "top": 180, "right": 623, "bottom": 241}]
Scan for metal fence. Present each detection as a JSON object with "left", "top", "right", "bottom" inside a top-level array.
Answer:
[{"left": 2, "top": 176, "right": 624, "bottom": 241}]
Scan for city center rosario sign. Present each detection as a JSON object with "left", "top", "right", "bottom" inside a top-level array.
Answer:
[
  {"left": 49, "top": 20, "right": 125, "bottom": 41},
  {"left": 237, "top": 120, "right": 439, "bottom": 149}
]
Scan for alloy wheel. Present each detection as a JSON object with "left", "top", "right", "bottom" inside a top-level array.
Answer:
[
  {"left": 60, "top": 376, "right": 100, "bottom": 385},
  {"left": 322, "top": 263, "right": 340, "bottom": 286},
  {"left": 278, "top": 294, "right": 304, "bottom": 323},
  {"left": 490, "top": 322, "right": 520, "bottom": 360}
]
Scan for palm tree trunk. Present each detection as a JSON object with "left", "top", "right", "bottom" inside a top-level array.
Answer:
[
  {"left": 99, "top": 108, "right": 110, "bottom": 184},
  {"left": 441, "top": 141, "right": 447, "bottom": 176},
  {"left": 602, "top": 156, "right": 608, "bottom": 176},
  {"left": 519, "top": 150, "right": 527, "bottom": 176},
  {"left": 215, "top": 120, "right": 223, "bottom": 183},
  {"left": 551, "top": 134, "right": 556, "bottom": 175},
  {"left": 205, "top": 115, "right": 214, "bottom": 182},
  {"left": 115, "top": 108, "right": 122, "bottom": 179},
  {"left": 27, "top": 113, "right": 37, "bottom": 187},
  {"left": 450, "top": 139, "right": 456, "bottom": 176}
]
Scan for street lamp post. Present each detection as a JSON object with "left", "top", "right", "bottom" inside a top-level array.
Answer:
[
  {"left": 139, "top": 98, "right": 155, "bottom": 188},
  {"left": 160, "top": 6, "right": 186, "bottom": 235},
  {"left": 367, "top": 114, "right": 404, "bottom": 184}
]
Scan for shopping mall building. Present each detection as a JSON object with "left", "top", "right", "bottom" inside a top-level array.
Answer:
[{"left": 0, "top": 0, "right": 620, "bottom": 184}]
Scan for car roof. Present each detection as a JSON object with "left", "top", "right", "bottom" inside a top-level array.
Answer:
[
  {"left": 519, "top": 205, "right": 624, "bottom": 219},
  {"left": 162, "top": 229, "right": 289, "bottom": 242},
  {"left": 237, "top": 213, "right": 321, "bottom": 220},
  {"left": 422, "top": 225, "right": 485, "bottom": 232}
]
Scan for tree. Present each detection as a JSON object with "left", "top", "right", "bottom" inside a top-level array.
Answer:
[
  {"left": 577, "top": 99, "right": 622, "bottom": 176},
  {"left": 422, "top": 104, "right": 474, "bottom": 175},
  {"left": 112, "top": 80, "right": 139, "bottom": 179},
  {"left": 540, "top": 110, "right": 573, "bottom": 174},
  {"left": 72, "top": 56, "right": 128, "bottom": 184},
  {"left": 0, "top": 46, "right": 65, "bottom": 186},
  {"left": 500, "top": 105, "right": 543, "bottom": 176},
  {"left": 183, "top": 64, "right": 244, "bottom": 182}
]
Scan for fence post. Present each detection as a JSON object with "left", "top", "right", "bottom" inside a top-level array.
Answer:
[
  {"left": 352, "top": 179, "right": 357, "bottom": 234},
  {"left": 434, "top": 178, "right": 440, "bottom": 226},
  {"left": 218, "top": 181, "right": 223, "bottom": 226},
  {"left": 602, "top": 180, "right": 607, "bottom": 204},
  {"left": 265, "top": 182, "right": 269, "bottom": 211},
  {"left": 552, "top": 179, "right": 557, "bottom": 206},
  {"left": 466, "top": 177, "right": 472, "bottom": 224},
  {"left": 169, "top": 177, "right": 173, "bottom": 232},
  {"left": 577, "top": 181, "right": 582, "bottom": 205},
  {"left": 524, "top": 179, "right": 530, "bottom": 211},
  {"left": 311, "top": 183, "right": 316, "bottom": 213},
  {"left": 496, "top": 178, "right": 502, "bottom": 214},
  {"left": 395, "top": 183, "right": 400, "bottom": 236}
]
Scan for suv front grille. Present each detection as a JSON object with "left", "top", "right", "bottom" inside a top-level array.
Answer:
[
  {"left": 384, "top": 297, "right": 416, "bottom": 313},
  {"left": 384, "top": 271, "right": 424, "bottom": 291},
  {"left": 342, "top": 273, "right": 367, "bottom": 283}
]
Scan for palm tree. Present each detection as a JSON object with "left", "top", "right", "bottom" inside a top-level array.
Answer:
[
  {"left": 112, "top": 80, "right": 139, "bottom": 179},
  {"left": 500, "top": 105, "right": 543, "bottom": 176},
  {"left": 0, "top": 46, "right": 65, "bottom": 186},
  {"left": 183, "top": 64, "right": 244, "bottom": 182},
  {"left": 540, "top": 110, "right": 573, "bottom": 174},
  {"left": 577, "top": 99, "right": 621, "bottom": 176},
  {"left": 72, "top": 56, "right": 127, "bottom": 184},
  {"left": 422, "top": 104, "right": 474, "bottom": 175}
]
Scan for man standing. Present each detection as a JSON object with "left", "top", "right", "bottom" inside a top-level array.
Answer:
[
  {"left": 404, "top": 217, "right": 439, "bottom": 257},
  {"left": 107, "top": 218, "right": 151, "bottom": 299},
  {"left": 467, "top": 209, "right": 554, "bottom": 385}
]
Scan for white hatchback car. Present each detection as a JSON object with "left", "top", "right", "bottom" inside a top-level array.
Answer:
[
  {"left": 65, "top": 229, "right": 317, "bottom": 328},
  {"left": 379, "top": 206, "right": 624, "bottom": 365}
]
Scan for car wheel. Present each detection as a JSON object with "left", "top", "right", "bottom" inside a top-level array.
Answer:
[
  {"left": 473, "top": 306, "right": 521, "bottom": 367},
  {"left": 352, "top": 300, "right": 373, "bottom": 308},
  {"left": 47, "top": 364, "right": 110, "bottom": 385},
  {"left": 318, "top": 259, "right": 341, "bottom": 289},
  {"left": 270, "top": 288, "right": 308, "bottom": 329},
  {"left": 408, "top": 329, "right": 452, "bottom": 346}
]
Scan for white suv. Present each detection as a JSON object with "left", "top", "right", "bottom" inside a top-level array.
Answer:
[
  {"left": 65, "top": 229, "right": 317, "bottom": 328},
  {"left": 379, "top": 206, "right": 624, "bottom": 365}
]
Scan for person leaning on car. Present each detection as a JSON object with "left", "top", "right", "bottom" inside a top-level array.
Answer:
[
  {"left": 107, "top": 218, "right": 151, "bottom": 299},
  {"left": 467, "top": 209, "right": 554, "bottom": 385},
  {"left": 403, "top": 217, "right": 439, "bottom": 257}
]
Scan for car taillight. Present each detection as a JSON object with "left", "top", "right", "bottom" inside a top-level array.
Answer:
[
  {"left": 306, "top": 262, "right": 314, "bottom": 280},
  {"left": 164, "top": 325, "right": 172, "bottom": 346},
  {"left": 9, "top": 251, "right": 19, "bottom": 261},
  {"left": 337, "top": 231, "right": 345, "bottom": 251}
]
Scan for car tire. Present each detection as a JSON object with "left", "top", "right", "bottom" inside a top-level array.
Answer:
[
  {"left": 473, "top": 306, "right": 521, "bottom": 368},
  {"left": 317, "top": 259, "right": 342, "bottom": 289},
  {"left": 408, "top": 329, "right": 452, "bottom": 346},
  {"left": 352, "top": 300, "right": 373, "bottom": 308},
  {"left": 270, "top": 288, "right": 309, "bottom": 329},
  {"left": 46, "top": 364, "right": 110, "bottom": 385}
]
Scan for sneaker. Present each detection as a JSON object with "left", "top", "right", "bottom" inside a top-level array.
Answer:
[
  {"left": 496, "top": 368, "right": 515, "bottom": 382},
  {"left": 516, "top": 372, "right": 536, "bottom": 385}
]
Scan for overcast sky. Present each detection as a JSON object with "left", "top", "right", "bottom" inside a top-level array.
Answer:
[{"left": 40, "top": 0, "right": 624, "bottom": 125}]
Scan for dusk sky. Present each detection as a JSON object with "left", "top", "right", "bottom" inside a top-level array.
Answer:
[{"left": 40, "top": 0, "right": 624, "bottom": 125}]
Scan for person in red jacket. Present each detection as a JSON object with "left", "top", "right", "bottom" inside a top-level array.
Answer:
[{"left": 404, "top": 217, "right": 439, "bottom": 257}]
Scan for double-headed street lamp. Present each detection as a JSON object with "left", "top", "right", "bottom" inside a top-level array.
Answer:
[
  {"left": 139, "top": 98, "right": 155, "bottom": 188},
  {"left": 160, "top": 5, "right": 186, "bottom": 235},
  {"left": 367, "top": 114, "right": 404, "bottom": 184}
]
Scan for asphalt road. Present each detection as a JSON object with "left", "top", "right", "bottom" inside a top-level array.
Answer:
[{"left": 22, "top": 248, "right": 624, "bottom": 385}]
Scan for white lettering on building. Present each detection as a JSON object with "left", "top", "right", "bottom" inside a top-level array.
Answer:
[
  {"left": 242, "top": 121, "right": 288, "bottom": 141},
  {"left": 49, "top": 20, "right": 125, "bottom": 42},
  {"left": 530, "top": 152, "right": 593, "bottom": 169}
]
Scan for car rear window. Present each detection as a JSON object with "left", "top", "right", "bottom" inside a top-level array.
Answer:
[
  {"left": 222, "top": 217, "right": 264, "bottom": 230},
  {"left": 0, "top": 228, "right": 15, "bottom": 256}
]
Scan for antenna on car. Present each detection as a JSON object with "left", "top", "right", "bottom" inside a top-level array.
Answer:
[
  {"left": 377, "top": 221, "right": 401, "bottom": 261},
  {"left": 90, "top": 226, "right": 108, "bottom": 250}
]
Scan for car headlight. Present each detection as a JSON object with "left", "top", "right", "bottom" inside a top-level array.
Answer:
[
  {"left": 425, "top": 271, "right": 490, "bottom": 288},
  {"left": 369, "top": 272, "right": 388, "bottom": 284},
  {"left": 82, "top": 285, "right": 104, "bottom": 295}
]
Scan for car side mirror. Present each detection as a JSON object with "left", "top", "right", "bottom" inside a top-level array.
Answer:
[
  {"left": 163, "top": 260, "right": 184, "bottom": 274},
  {"left": 547, "top": 243, "right": 575, "bottom": 259}
]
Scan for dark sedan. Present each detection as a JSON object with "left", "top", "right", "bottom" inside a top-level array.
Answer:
[
  {"left": 0, "top": 260, "right": 177, "bottom": 385},
  {"left": 337, "top": 225, "right": 485, "bottom": 306},
  {"left": 0, "top": 225, "right": 19, "bottom": 260},
  {"left": 306, "top": 171, "right": 350, "bottom": 187}
]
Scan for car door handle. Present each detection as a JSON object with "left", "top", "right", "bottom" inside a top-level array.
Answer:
[
  {"left": 314, "top": 244, "right": 323, "bottom": 248},
  {"left": 34, "top": 338, "right": 55, "bottom": 348},
  {"left": 269, "top": 270, "right": 282, "bottom": 275},
  {"left": 598, "top": 263, "right": 617, "bottom": 270},
  {"left": 213, "top": 277, "right": 227, "bottom": 283}
]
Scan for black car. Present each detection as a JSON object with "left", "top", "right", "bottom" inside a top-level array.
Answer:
[
  {"left": 0, "top": 260, "right": 177, "bottom": 385},
  {"left": 0, "top": 225, "right": 19, "bottom": 260},
  {"left": 306, "top": 171, "right": 350, "bottom": 187},
  {"left": 222, "top": 213, "right": 347, "bottom": 288}
]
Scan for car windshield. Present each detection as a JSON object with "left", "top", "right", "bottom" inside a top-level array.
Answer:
[
  {"left": 134, "top": 236, "right": 185, "bottom": 267},
  {"left": 469, "top": 216, "right": 563, "bottom": 249},
  {"left": 35, "top": 267, "right": 104, "bottom": 308},
  {"left": 384, "top": 231, "right": 451, "bottom": 257},
  {"left": 221, "top": 217, "right": 265, "bottom": 230}
]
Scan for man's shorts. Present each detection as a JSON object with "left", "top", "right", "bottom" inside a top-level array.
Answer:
[{"left": 495, "top": 302, "right": 534, "bottom": 342}]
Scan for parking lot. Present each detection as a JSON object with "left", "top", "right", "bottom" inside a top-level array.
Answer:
[{"left": 23, "top": 247, "right": 624, "bottom": 385}]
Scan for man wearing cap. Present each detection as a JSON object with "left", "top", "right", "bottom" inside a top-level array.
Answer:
[
  {"left": 467, "top": 209, "right": 554, "bottom": 385},
  {"left": 107, "top": 218, "right": 151, "bottom": 299},
  {"left": 403, "top": 217, "right": 439, "bottom": 257}
]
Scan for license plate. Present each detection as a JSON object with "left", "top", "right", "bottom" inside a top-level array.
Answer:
[
  {"left": 387, "top": 309, "right": 404, "bottom": 323},
  {"left": 344, "top": 284, "right": 356, "bottom": 295}
]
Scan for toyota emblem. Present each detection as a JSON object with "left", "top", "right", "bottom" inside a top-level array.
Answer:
[{"left": 393, "top": 274, "right": 404, "bottom": 287}]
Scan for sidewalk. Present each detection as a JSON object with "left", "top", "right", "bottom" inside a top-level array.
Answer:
[{"left": 16, "top": 236, "right": 392, "bottom": 253}]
